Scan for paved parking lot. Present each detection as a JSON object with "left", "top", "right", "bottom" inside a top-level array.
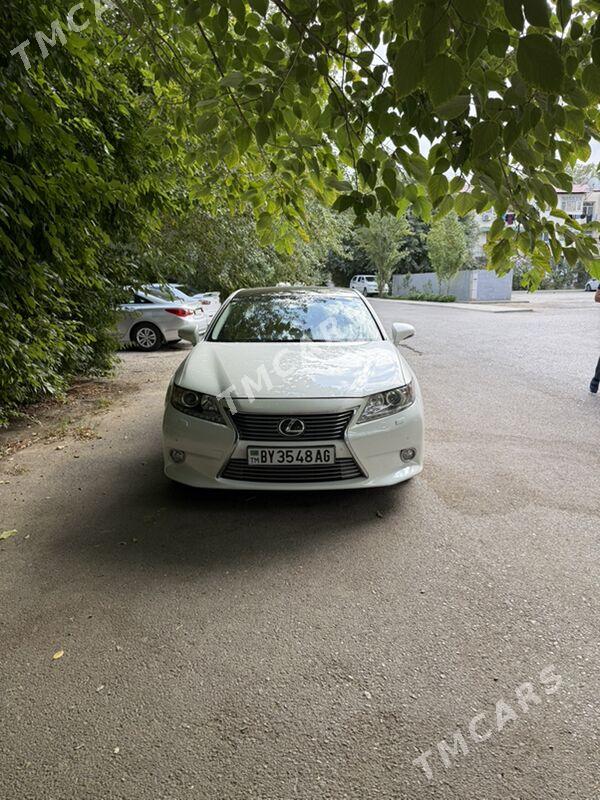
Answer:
[{"left": 1, "top": 290, "right": 599, "bottom": 799}]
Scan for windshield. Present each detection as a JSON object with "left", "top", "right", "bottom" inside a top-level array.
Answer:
[{"left": 209, "top": 294, "right": 382, "bottom": 343}]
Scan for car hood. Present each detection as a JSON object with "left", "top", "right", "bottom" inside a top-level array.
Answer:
[{"left": 175, "top": 341, "right": 408, "bottom": 399}]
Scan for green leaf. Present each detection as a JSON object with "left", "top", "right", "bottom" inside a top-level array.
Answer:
[
  {"left": 424, "top": 55, "right": 464, "bottom": 106},
  {"left": 326, "top": 177, "right": 353, "bottom": 192},
  {"left": 249, "top": 0, "right": 268, "bottom": 15},
  {"left": 220, "top": 71, "right": 244, "bottom": 88},
  {"left": 517, "top": 34, "right": 564, "bottom": 92},
  {"left": 491, "top": 238, "right": 511, "bottom": 268},
  {"left": 195, "top": 112, "right": 218, "bottom": 134},
  {"left": 382, "top": 167, "right": 397, "bottom": 194},
  {"left": 184, "top": 2, "right": 210, "bottom": 25},
  {"left": 488, "top": 28, "right": 510, "bottom": 58},
  {"left": 523, "top": 0, "right": 550, "bottom": 27},
  {"left": 421, "top": 5, "right": 450, "bottom": 60},
  {"left": 564, "top": 107, "right": 584, "bottom": 136},
  {"left": 235, "top": 125, "right": 252, "bottom": 154},
  {"left": 17, "top": 122, "right": 31, "bottom": 145},
  {"left": 454, "top": 192, "right": 478, "bottom": 215},
  {"left": 375, "top": 185, "right": 394, "bottom": 208},
  {"left": 582, "top": 64, "right": 600, "bottom": 96},
  {"left": 538, "top": 181, "right": 557, "bottom": 209},
  {"left": 256, "top": 211, "right": 272, "bottom": 232},
  {"left": 504, "top": 0, "right": 524, "bottom": 31},
  {"left": 332, "top": 194, "right": 354, "bottom": 212},
  {"left": 556, "top": 0, "right": 571, "bottom": 28},
  {"left": 230, "top": 0, "right": 246, "bottom": 22},
  {"left": 468, "top": 27, "right": 487, "bottom": 62},
  {"left": 255, "top": 119, "right": 270, "bottom": 146},
  {"left": 471, "top": 121, "right": 500, "bottom": 158},
  {"left": 435, "top": 95, "right": 470, "bottom": 119},
  {"left": 436, "top": 194, "right": 454, "bottom": 217},
  {"left": 266, "top": 45, "right": 285, "bottom": 62},
  {"left": 453, "top": 0, "right": 487, "bottom": 21},
  {"left": 393, "top": 0, "right": 419, "bottom": 25},
  {"left": 393, "top": 41, "right": 424, "bottom": 97},
  {"left": 592, "top": 39, "right": 600, "bottom": 67},
  {"left": 570, "top": 20, "right": 583, "bottom": 39},
  {"left": 428, "top": 173, "right": 448, "bottom": 202}
]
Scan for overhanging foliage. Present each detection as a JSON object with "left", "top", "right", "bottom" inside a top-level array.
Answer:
[{"left": 84, "top": 0, "right": 600, "bottom": 280}]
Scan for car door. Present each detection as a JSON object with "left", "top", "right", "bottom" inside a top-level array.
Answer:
[{"left": 115, "top": 293, "right": 155, "bottom": 341}]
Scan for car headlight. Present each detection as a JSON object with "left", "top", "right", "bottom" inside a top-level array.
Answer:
[
  {"left": 170, "top": 385, "right": 226, "bottom": 425},
  {"left": 357, "top": 383, "right": 415, "bottom": 423}
]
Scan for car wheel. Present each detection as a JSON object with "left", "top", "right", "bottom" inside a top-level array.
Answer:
[
  {"left": 585, "top": 284, "right": 592, "bottom": 291},
  {"left": 363, "top": 287, "right": 369, "bottom": 296},
  {"left": 132, "top": 322, "right": 162, "bottom": 351}
]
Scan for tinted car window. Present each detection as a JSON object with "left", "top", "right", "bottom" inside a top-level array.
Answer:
[{"left": 210, "top": 294, "right": 382, "bottom": 343}]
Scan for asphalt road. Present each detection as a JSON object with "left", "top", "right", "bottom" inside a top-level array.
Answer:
[{"left": 1, "top": 290, "right": 599, "bottom": 799}]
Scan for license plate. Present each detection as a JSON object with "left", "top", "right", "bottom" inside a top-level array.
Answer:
[{"left": 247, "top": 446, "right": 335, "bottom": 466}]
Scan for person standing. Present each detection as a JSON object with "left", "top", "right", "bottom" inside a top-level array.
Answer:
[{"left": 591, "top": 284, "right": 600, "bottom": 394}]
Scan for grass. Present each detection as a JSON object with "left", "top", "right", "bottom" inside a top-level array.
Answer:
[{"left": 391, "top": 292, "right": 456, "bottom": 303}]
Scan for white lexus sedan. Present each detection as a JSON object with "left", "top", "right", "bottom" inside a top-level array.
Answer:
[{"left": 162, "top": 287, "right": 423, "bottom": 490}]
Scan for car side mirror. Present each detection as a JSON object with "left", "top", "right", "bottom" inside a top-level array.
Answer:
[
  {"left": 392, "top": 322, "right": 415, "bottom": 345},
  {"left": 179, "top": 324, "right": 204, "bottom": 346}
]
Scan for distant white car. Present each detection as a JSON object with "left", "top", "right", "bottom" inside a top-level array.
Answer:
[
  {"left": 584, "top": 278, "right": 599, "bottom": 291},
  {"left": 350, "top": 274, "right": 389, "bottom": 296},
  {"left": 116, "top": 289, "right": 206, "bottom": 351},
  {"left": 150, "top": 284, "right": 221, "bottom": 319}
]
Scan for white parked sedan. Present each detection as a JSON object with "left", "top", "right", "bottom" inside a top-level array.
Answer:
[
  {"left": 349, "top": 274, "right": 389, "bottom": 296},
  {"left": 162, "top": 287, "right": 424, "bottom": 490},
  {"left": 116, "top": 289, "right": 206, "bottom": 351},
  {"left": 149, "top": 284, "right": 221, "bottom": 319}
]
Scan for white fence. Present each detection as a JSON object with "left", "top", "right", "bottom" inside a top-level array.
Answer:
[{"left": 391, "top": 269, "right": 513, "bottom": 302}]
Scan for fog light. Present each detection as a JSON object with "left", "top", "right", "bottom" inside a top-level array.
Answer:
[
  {"left": 400, "top": 448, "right": 417, "bottom": 462},
  {"left": 170, "top": 449, "right": 186, "bottom": 463}
]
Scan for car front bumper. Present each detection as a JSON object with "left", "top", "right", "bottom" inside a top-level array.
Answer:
[{"left": 162, "top": 393, "right": 424, "bottom": 491}]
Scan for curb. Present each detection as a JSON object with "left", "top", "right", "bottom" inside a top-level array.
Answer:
[{"left": 373, "top": 299, "right": 534, "bottom": 313}]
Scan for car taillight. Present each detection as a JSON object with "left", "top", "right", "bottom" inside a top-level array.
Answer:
[{"left": 166, "top": 308, "right": 194, "bottom": 317}]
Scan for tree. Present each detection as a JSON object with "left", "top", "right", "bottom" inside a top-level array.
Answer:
[
  {"left": 355, "top": 212, "right": 410, "bottom": 294},
  {"left": 427, "top": 212, "right": 468, "bottom": 293},
  {"left": 396, "top": 212, "right": 431, "bottom": 274},
  {"left": 6, "top": 1, "right": 600, "bottom": 276},
  {"left": 567, "top": 161, "right": 600, "bottom": 185},
  {"left": 459, "top": 213, "right": 481, "bottom": 268},
  {"left": 149, "top": 197, "right": 352, "bottom": 296},
  {"left": 65, "top": 0, "right": 600, "bottom": 278}
]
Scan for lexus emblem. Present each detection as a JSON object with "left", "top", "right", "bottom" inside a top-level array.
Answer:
[{"left": 279, "top": 417, "right": 305, "bottom": 437}]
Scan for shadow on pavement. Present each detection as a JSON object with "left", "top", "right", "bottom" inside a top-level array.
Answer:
[{"left": 53, "top": 450, "right": 409, "bottom": 576}]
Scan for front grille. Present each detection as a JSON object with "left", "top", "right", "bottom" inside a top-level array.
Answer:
[
  {"left": 221, "top": 457, "right": 363, "bottom": 483},
  {"left": 230, "top": 410, "right": 355, "bottom": 441}
]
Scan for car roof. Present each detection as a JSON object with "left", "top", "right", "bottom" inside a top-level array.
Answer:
[{"left": 233, "top": 286, "right": 358, "bottom": 298}]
